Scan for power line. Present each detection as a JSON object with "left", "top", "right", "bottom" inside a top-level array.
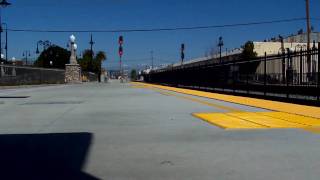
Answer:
[{"left": 6, "top": 17, "right": 308, "bottom": 33}]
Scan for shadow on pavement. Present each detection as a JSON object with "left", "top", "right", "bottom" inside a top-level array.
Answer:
[{"left": 0, "top": 132, "right": 100, "bottom": 180}]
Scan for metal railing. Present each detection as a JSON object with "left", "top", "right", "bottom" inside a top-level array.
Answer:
[{"left": 144, "top": 43, "right": 320, "bottom": 105}]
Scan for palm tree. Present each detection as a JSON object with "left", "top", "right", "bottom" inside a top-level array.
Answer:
[
  {"left": 95, "top": 51, "right": 107, "bottom": 82},
  {"left": 96, "top": 51, "right": 107, "bottom": 62}
]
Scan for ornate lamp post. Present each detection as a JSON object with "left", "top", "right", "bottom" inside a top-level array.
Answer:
[
  {"left": 69, "top": 34, "right": 78, "bottom": 64},
  {"left": 65, "top": 34, "right": 82, "bottom": 83}
]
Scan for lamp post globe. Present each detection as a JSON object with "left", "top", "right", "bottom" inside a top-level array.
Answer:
[
  {"left": 11, "top": 57, "right": 15, "bottom": 65},
  {"left": 70, "top": 35, "right": 76, "bottom": 43},
  {"left": 73, "top": 43, "right": 77, "bottom": 50}
]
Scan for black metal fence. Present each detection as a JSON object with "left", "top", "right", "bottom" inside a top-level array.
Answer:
[
  {"left": 144, "top": 43, "right": 320, "bottom": 106},
  {"left": 0, "top": 65, "right": 65, "bottom": 86}
]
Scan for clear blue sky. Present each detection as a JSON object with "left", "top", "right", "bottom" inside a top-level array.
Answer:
[{"left": 2, "top": 0, "right": 320, "bottom": 70}]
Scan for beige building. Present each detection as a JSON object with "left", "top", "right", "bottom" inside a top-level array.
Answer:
[
  {"left": 253, "top": 42, "right": 317, "bottom": 56},
  {"left": 254, "top": 42, "right": 318, "bottom": 78}
]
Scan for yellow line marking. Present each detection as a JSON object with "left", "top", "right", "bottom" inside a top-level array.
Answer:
[
  {"left": 133, "top": 82, "right": 320, "bottom": 119},
  {"left": 136, "top": 84, "right": 240, "bottom": 112},
  {"left": 162, "top": 91, "right": 241, "bottom": 112}
]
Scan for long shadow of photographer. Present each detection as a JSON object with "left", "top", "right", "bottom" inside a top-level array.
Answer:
[{"left": 0, "top": 132, "right": 100, "bottom": 180}]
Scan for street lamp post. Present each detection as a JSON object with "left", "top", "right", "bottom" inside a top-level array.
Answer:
[
  {"left": 218, "top": 36, "right": 224, "bottom": 63},
  {"left": 0, "top": 0, "right": 11, "bottom": 64},
  {"left": 36, "top": 40, "right": 52, "bottom": 54},
  {"left": 69, "top": 35, "right": 77, "bottom": 64},
  {"left": 2, "top": 23, "right": 7, "bottom": 63},
  {"left": 22, "top": 50, "right": 31, "bottom": 66}
]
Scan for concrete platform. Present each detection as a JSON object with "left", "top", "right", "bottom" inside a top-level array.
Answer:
[{"left": 0, "top": 81, "right": 320, "bottom": 180}]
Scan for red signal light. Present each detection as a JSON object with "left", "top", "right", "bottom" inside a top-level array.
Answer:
[
  {"left": 119, "top": 46, "right": 123, "bottom": 57},
  {"left": 119, "top": 36, "right": 124, "bottom": 45}
]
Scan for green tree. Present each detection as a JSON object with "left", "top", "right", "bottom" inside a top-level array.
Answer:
[
  {"left": 78, "top": 50, "right": 93, "bottom": 72},
  {"left": 95, "top": 51, "right": 107, "bottom": 72},
  {"left": 78, "top": 50, "right": 107, "bottom": 74},
  {"left": 34, "top": 46, "right": 70, "bottom": 69},
  {"left": 130, "top": 69, "right": 137, "bottom": 81},
  {"left": 241, "top": 41, "right": 257, "bottom": 60},
  {"left": 95, "top": 51, "right": 107, "bottom": 82},
  {"left": 240, "top": 41, "right": 259, "bottom": 74}
]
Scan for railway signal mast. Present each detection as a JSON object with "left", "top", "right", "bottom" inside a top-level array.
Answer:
[
  {"left": 218, "top": 37, "right": 224, "bottom": 63},
  {"left": 119, "top": 36, "right": 124, "bottom": 81}
]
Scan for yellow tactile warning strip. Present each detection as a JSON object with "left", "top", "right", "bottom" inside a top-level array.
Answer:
[
  {"left": 133, "top": 82, "right": 320, "bottom": 119},
  {"left": 259, "top": 112, "right": 320, "bottom": 126},
  {"left": 193, "top": 113, "right": 268, "bottom": 129},
  {"left": 193, "top": 112, "right": 320, "bottom": 129},
  {"left": 228, "top": 112, "right": 307, "bottom": 128}
]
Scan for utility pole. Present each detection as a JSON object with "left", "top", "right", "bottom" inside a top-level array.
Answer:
[
  {"left": 279, "top": 35, "right": 286, "bottom": 84},
  {"left": 90, "top": 34, "right": 94, "bottom": 59},
  {"left": 306, "top": 0, "right": 311, "bottom": 78},
  {"left": 151, "top": 50, "right": 154, "bottom": 69},
  {"left": 306, "top": 0, "right": 311, "bottom": 51},
  {"left": 118, "top": 36, "right": 124, "bottom": 82},
  {"left": 89, "top": 34, "right": 97, "bottom": 81}
]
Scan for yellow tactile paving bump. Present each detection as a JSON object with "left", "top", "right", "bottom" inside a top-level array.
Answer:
[
  {"left": 133, "top": 82, "right": 320, "bottom": 119},
  {"left": 260, "top": 112, "right": 320, "bottom": 127},
  {"left": 193, "top": 113, "right": 267, "bottom": 129},
  {"left": 227, "top": 112, "right": 307, "bottom": 128},
  {"left": 193, "top": 112, "right": 320, "bottom": 129}
]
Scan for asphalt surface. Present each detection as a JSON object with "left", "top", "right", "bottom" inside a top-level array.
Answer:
[{"left": 0, "top": 80, "right": 320, "bottom": 180}]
